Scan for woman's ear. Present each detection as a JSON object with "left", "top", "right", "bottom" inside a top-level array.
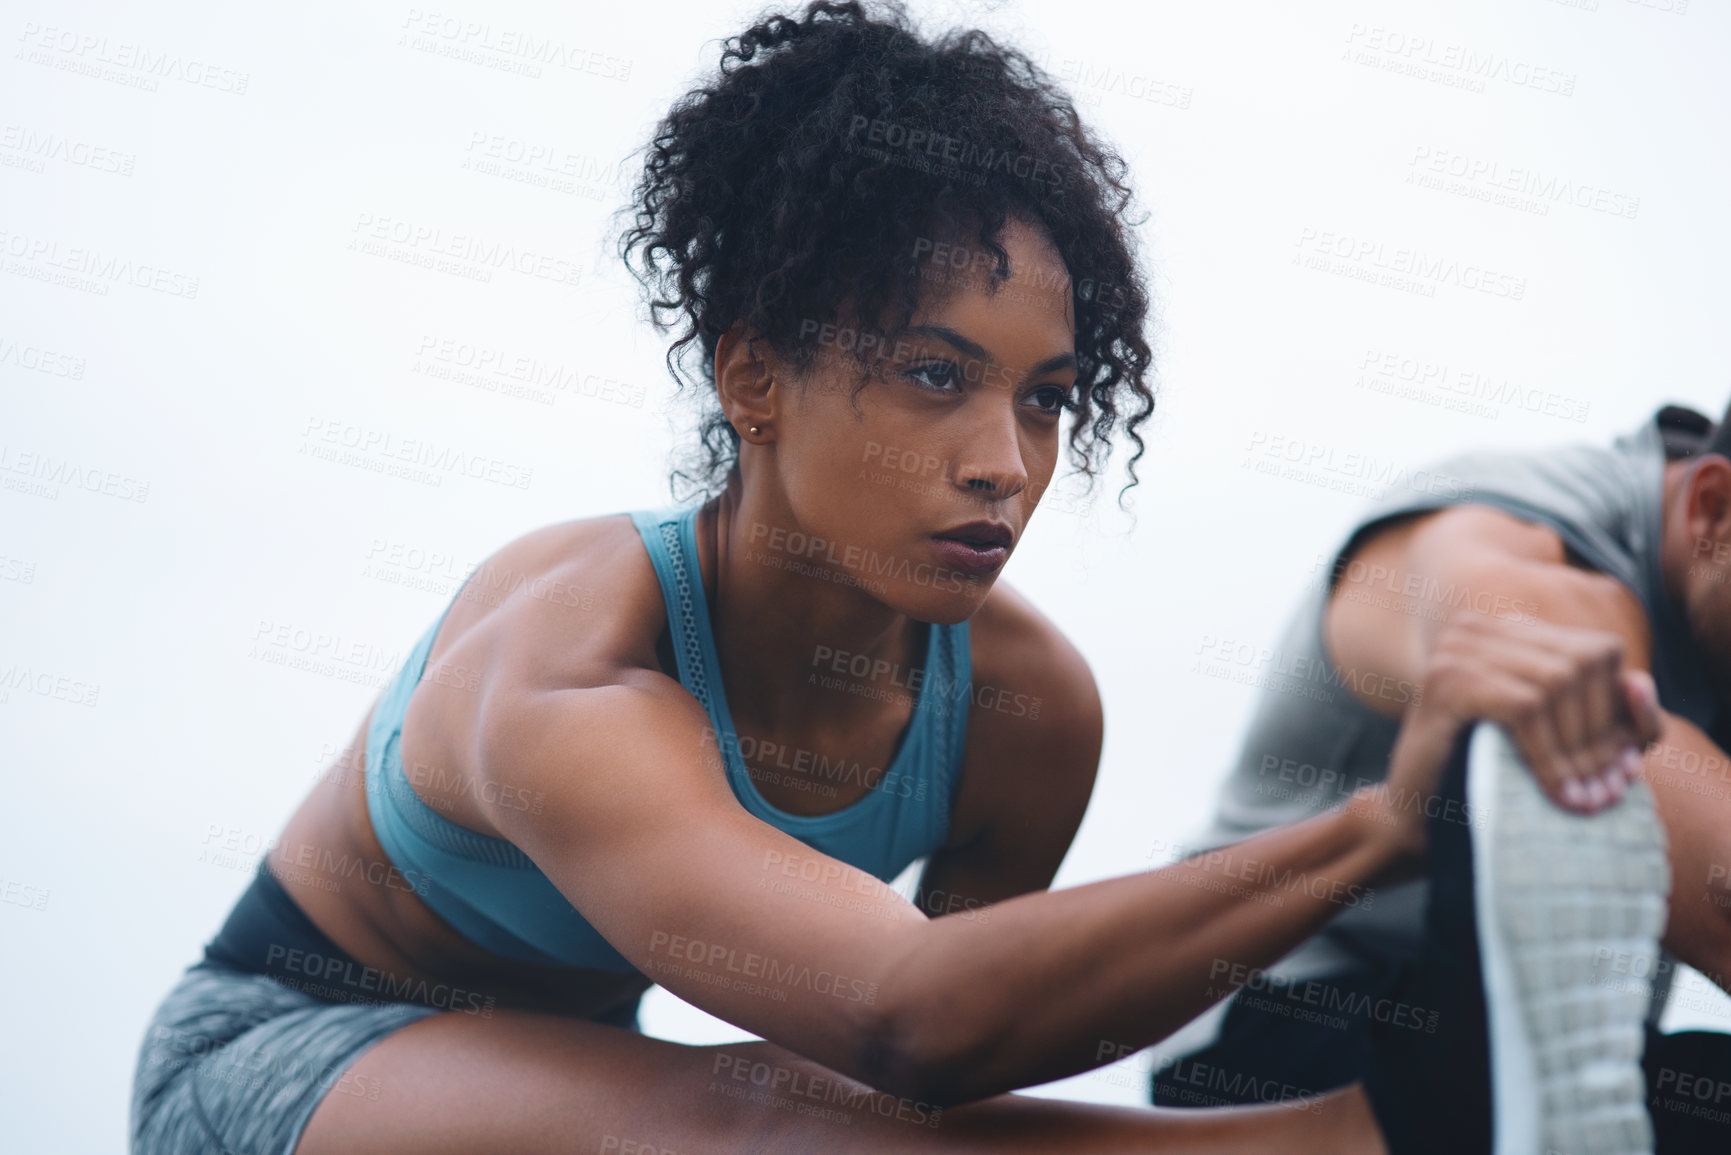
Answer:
[{"left": 715, "top": 322, "right": 776, "bottom": 437}]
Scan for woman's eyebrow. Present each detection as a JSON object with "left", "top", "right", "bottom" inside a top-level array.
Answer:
[
  {"left": 1031, "top": 351, "right": 1080, "bottom": 376},
  {"left": 905, "top": 324, "right": 989, "bottom": 360},
  {"left": 904, "top": 324, "right": 1078, "bottom": 376}
]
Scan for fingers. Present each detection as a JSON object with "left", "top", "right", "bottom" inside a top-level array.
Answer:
[
  {"left": 1452, "top": 625, "right": 1614, "bottom": 811},
  {"left": 1604, "top": 669, "right": 1660, "bottom": 797},
  {"left": 1509, "top": 619, "right": 1641, "bottom": 812},
  {"left": 1621, "top": 667, "right": 1663, "bottom": 748},
  {"left": 1488, "top": 671, "right": 1576, "bottom": 810},
  {"left": 1431, "top": 650, "right": 1589, "bottom": 814},
  {"left": 1425, "top": 615, "right": 1645, "bottom": 815},
  {"left": 1578, "top": 635, "right": 1628, "bottom": 801}
]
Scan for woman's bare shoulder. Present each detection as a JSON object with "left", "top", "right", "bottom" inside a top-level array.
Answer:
[
  {"left": 438, "top": 511, "right": 679, "bottom": 696},
  {"left": 965, "top": 579, "right": 1099, "bottom": 715},
  {"left": 942, "top": 580, "right": 1103, "bottom": 845}
]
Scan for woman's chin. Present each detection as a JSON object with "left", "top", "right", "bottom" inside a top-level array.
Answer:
[{"left": 888, "top": 581, "right": 993, "bottom": 626}]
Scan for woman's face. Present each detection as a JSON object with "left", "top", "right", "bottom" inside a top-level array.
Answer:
[{"left": 745, "top": 215, "right": 1079, "bottom": 624}]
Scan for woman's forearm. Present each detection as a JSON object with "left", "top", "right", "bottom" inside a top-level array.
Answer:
[{"left": 874, "top": 786, "right": 1415, "bottom": 1105}]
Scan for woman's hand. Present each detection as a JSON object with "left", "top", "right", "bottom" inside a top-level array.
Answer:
[{"left": 1371, "top": 611, "right": 1663, "bottom": 863}]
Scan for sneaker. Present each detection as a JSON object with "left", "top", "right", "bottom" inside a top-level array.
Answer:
[
  {"left": 1469, "top": 722, "right": 1671, "bottom": 1154},
  {"left": 1363, "top": 721, "right": 1671, "bottom": 1155}
]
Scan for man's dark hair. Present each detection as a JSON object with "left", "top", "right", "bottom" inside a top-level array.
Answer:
[
  {"left": 1651, "top": 401, "right": 1731, "bottom": 461},
  {"left": 616, "top": 0, "right": 1156, "bottom": 508}
]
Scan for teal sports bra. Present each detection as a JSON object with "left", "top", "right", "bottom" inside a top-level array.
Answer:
[{"left": 363, "top": 502, "right": 972, "bottom": 972}]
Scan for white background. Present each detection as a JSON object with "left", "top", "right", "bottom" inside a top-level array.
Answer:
[{"left": 3, "top": 0, "right": 1729, "bottom": 1149}]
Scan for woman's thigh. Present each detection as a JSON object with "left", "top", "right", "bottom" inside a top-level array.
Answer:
[
  {"left": 132, "top": 964, "right": 441, "bottom": 1155},
  {"left": 293, "top": 1006, "right": 1385, "bottom": 1155}
]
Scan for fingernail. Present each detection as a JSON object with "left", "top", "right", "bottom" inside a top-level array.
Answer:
[
  {"left": 1585, "top": 778, "right": 1609, "bottom": 810},
  {"left": 1603, "top": 769, "right": 1628, "bottom": 801},
  {"left": 1562, "top": 779, "right": 1585, "bottom": 809}
]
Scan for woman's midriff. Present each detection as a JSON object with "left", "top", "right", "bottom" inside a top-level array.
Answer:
[{"left": 264, "top": 700, "right": 653, "bottom": 1021}]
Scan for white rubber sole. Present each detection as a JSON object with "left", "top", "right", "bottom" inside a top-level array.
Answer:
[{"left": 1467, "top": 724, "right": 1671, "bottom": 1155}]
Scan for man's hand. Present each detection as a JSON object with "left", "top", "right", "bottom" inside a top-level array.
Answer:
[{"left": 1376, "top": 611, "right": 1663, "bottom": 859}]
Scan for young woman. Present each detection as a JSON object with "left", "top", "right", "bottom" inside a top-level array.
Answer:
[{"left": 130, "top": 3, "right": 1656, "bottom": 1152}]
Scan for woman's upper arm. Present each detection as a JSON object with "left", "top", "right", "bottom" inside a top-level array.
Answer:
[{"left": 474, "top": 669, "right": 932, "bottom": 1081}]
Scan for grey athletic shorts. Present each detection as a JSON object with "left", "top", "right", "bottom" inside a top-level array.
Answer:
[{"left": 130, "top": 962, "right": 442, "bottom": 1155}]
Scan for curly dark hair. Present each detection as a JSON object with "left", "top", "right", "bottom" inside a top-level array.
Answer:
[{"left": 616, "top": 0, "right": 1157, "bottom": 511}]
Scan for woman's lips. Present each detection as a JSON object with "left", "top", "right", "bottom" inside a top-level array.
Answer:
[{"left": 929, "top": 536, "right": 1008, "bottom": 576}]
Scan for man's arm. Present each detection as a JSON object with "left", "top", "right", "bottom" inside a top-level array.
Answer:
[{"left": 1324, "top": 503, "right": 1731, "bottom": 989}]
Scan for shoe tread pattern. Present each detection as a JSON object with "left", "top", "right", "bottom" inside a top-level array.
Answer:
[{"left": 1488, "top": 742, "right": 1670, "bottom": 1155}]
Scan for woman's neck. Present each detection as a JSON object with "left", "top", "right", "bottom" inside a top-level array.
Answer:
[{"left": 693, "top": 481, "right": 924, "bottom": 733}]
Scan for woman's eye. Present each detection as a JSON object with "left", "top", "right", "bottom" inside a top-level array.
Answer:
[
  {"left": 906, "top": 361, "right": 960, "bottom": 391},
  {"left": 1032, "top": 385, "right": 1077, "bottom": 414}
]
